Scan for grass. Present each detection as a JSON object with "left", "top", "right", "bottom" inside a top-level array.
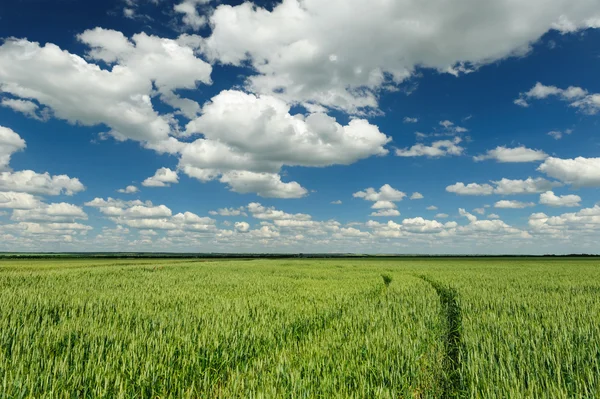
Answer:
[{"left": 0, "top": 257, "right": 599, "bottom": 398}]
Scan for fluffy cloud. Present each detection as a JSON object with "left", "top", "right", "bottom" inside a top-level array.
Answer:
[
  {"left": 0, "top": 192, "right": 42, "bottom": 209},
  {"left": 538, "top": 157, "right": 600, "bottom": 187},
  {"left": 219, "top": 171, "right": 308, "bottom": 199},
  {"left": 410, "top": 192, "right": 424, "bottom": 200},
  {"left": 539, "top": 191, "right": 581, "bottom": 207},
  {"left": 494, "top": 200, "right": 535, "bottom": 209},
  {"left": 352, "top": 184, "right": 406, "bottom": 203},
  {"left": 371, "top": 209, "right": 401, "bottom": 217},
  {"left": 0, "top": 170, "right": 85, "bottom": 196},
  {"left": 427, "top": 205, "right": 438, "bottom": 211},
  {"left": 234, "top": 221, "right": 250, "bottom": 233},
  {"left": 371, "top": 201, "right": 397, "bottom": 210},
  {"left": 331, "top": 200, "right": 342, "bottom": 205},
  {"left": 200, "top": 0, "right": 600, "bottom": 113},
  {"left": 0, "top": 126, "right": 26, "bottom": 171},
  {"left": 396, "top": 137, "right": 463, "bottom": 157},
  {"left": 142, "top": 168, "right": 179, "bottom": 187},
  {"left": 11, "top": 203, "right": 87, "bottom": 222},
  {"left": 174, "top": 0, "right": 210, "bottom": 30},
  {"left": 1, "top": 98, "right": 44, "bottom": 120},
  {"left": 492, "top": 177, "right": 560, "bottom": 195},
  {"left": 529, "top": 205, "right": 600, "bottom": 237},
  {"left": 403, "top": 117, "right": 418, "bottom": 123},
  {"left": 446, "top": 182, "right": 494, "bottom": 196},
  {"left": 0, "top": 29, "right": 211, "bottom": 146},
  {"left": 516, "top": 83, "right": 600, "bottom": 114},
  {"left": 118, "top": 185, "right": 139, "bottom": 194},
  {"left": 458, "top": 208, "right": 530, "bottom": 237},
  {"left": 177, "top": 90, "right": 392, "bottom": 196},
  {"left": 447, "top": 177, "right": 559, "bottom": 196},
  {"left": 86, "top": 197, "right": 216, "bottom": 232},
  {"left": 247, "top": 202, "right": 311, "bottom": 221},
  {"left": 209, "top": 207, "right": 247, "bottom": 216},
  {"left": 474, "top": 146, "right": 548, "bottom": 162}
]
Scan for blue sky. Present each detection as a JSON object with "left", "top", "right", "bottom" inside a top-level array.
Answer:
[{"left": 1, "top": 0, "right": 600, "bottom": 253}]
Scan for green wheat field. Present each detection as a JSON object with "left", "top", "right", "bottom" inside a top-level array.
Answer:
[{"left": 1, "top": 257, "right": 599, "bottom": 398}]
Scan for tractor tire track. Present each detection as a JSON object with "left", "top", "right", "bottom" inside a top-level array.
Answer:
[{"left": 418, "top": 275, "right": 465, "bottom": 398}]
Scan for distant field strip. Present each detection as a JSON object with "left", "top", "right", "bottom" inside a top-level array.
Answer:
[{"left": 1, "top": 258, "right": 599, "bottom": 398}]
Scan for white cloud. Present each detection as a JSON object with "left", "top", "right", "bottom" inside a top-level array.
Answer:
[
  {"left": 427, "top": 205, "right": 438, "bottom": 211},
  {"left": 200, "top": 0, "right": 600, "bottom": 113},
  {"left": 448, "top": 178, "right": 560, "bottom": 196},
  {"left": 0, "top": 192, "right": 42, "bottom": 209},
  {"left": 0, "top": 30, "right": 212, "bottom": 147},
  {"left": 118, "top": 185, "right": 139, "bottom": 194},
  {"left": 547, "top": 129, "right": 573, "bottom": 140},
  {"left": 516, "top": 82, "right": 600, "bottom": 114},
  {"left": 410, "top": 192, "right": 424, "bottom": 200},
  {"left": 209, "top": 207, "right": 247, "bottom": 216},
  {"left": 487, "top": 213, "right": 500, "bottom": 219},
  {"left": 474, "top": 146, "right": 548, "bottom": 162},
  {"left": 1, "top": 98, "right": 44, "bottom": 120},
  {"left": 247, "top": 203, "right": 311, "bottom": 221},
  {"left": 353, "top": 184, "right": 406, "bottom": 204},
  {"left": 177, "top": 90, "right": 391, "bottom": 196},
  {"left": 435, "top": 213, "right": 449, "bottom": 218},
  {"left": 234, "top": 221, "right": 250, "bottom": 233},
  {"left": 538, "top": 157, "right": 600, "bottom": 187},
  {"left": 11, "top": 203, "right": 87, "bottom": 222},
  {"left": 494, "top": 200, "right": 536, "bottom": 209},
  {"left": 142, "top": 168, "right": 179, "bottom": 187},
  {"left": 331, "top": 200, "right": 342, "bottom": 205},
  {"left": 492, "top": 177, "right": 561, "bottom": 195},
  {"left": 0, "top": 170, "right": 85, "bottom": 196},
  {"left": 539, "top": 191, "right": 581, "bottom": 207},
  {"left": 458, "top": 208, "right": 530, "bottom": 238},
  {"left": 174, "top": 0, "right": 210, "bottom": 30},
  {"left": 446, "top": 182, "right": 494, "bottom": 196},
  {"left": 219, "top": 171, "right": 308, "bottom": 199},
  {"left": 370, "top": 209, "right": 401, "bottom": 217},
  {"left": 403, "top": 117, "right": 418, "bottom": 123},
  {"left": 0, "top": 126, "right": 26, "bottom": 171},
  {"left": 371, "top": 200, "right": 397, "bottom": 210},
  {"left": 473, "top": 208, "right": 485, "bottom": 215},
  {"left": 396, "top": 137, "right": 463, "bottom": 157}
]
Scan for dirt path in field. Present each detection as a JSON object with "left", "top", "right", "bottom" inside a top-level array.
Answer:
[{"left": 417, "top": 276, "right": 464, "bottom": 398}]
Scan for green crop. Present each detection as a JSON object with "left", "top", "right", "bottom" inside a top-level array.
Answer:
[{"left": 0, "top": 257, "right": 598, "bottom": 398}]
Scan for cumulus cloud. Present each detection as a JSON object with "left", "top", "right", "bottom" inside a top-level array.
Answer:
[
  {"left": 118, "top": 185, "right": 139, "bottom": 194},
  {"left": 219, "top": 171, "right": 308, "bottom": 199},
  {"left": 0, "top": 170, "right": 85, "bottom": 196},
  {"left": 11, "top": 203, "right": 87, "bottom": 223},
  {"left": 200, "top": 0, "right": 600, "bottom": 113},
  {"left": 474, "top": 146, "right": 548, "bottom": 162},
  {"left": 538, "top": 157, "right": 600, "bottom": 187},
  {"left": 1, "top": 98, "right": 45, "bottom": 120},
  {"left": 446, "top": 182, "right": 494, "bottom": 196},
  {"left": 331, "top": 200, "right": 342, "bottom": 205},
  {"left": 403, "top": 117, "right": 418, "bottom": 123},
  {"left": 539, "top": 191, "right": 581, "bottom": 207},
  {"left": 447, "top": 178, "right": 560, "bottom": 196},
  {"left": 370, "top": 209, "right": 401, "bottom": 217},
  {"left": 410, "top": 192, "right": 424, "bottom": 200},
  {"left": 435, "top": 213, "right": 449, "bottom": 218},
  {"left": 142, "top": 168, "right": 179, "bottom": 187},
  {"left": 86, "top": 196, "right": 216, "bottom": 232},
  {"left": 353, "top": 184, "right": 407, "bottom": 209},
  {"left": 427, "top": 205, "right": 438, "bottom": 211},
  {"left": 494, "top": 200, "right": 536, "bottom": 209},
  {"left": 0, "top": 126, "right": 26, "bottom": 171},
  {"left": 209, "top": 207, "right": 247, "bottom": 216},
  {"left": 0, "top": 192, "right": 42, "bottom": 209},
  {"left": 174, "top": 0, "right": 210, "bottom": 30},
  {"left": 0, "top": 29, "right": 212, "bottom": 146},
  {"left": 395, "top": 137, "right": 463, "bottom": 157},
  {"left": 515, "top": 82, "right": 600, "bottom": 114},
  {"left": 234, "top": 221, "right": 250, "bottom": 233}
]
